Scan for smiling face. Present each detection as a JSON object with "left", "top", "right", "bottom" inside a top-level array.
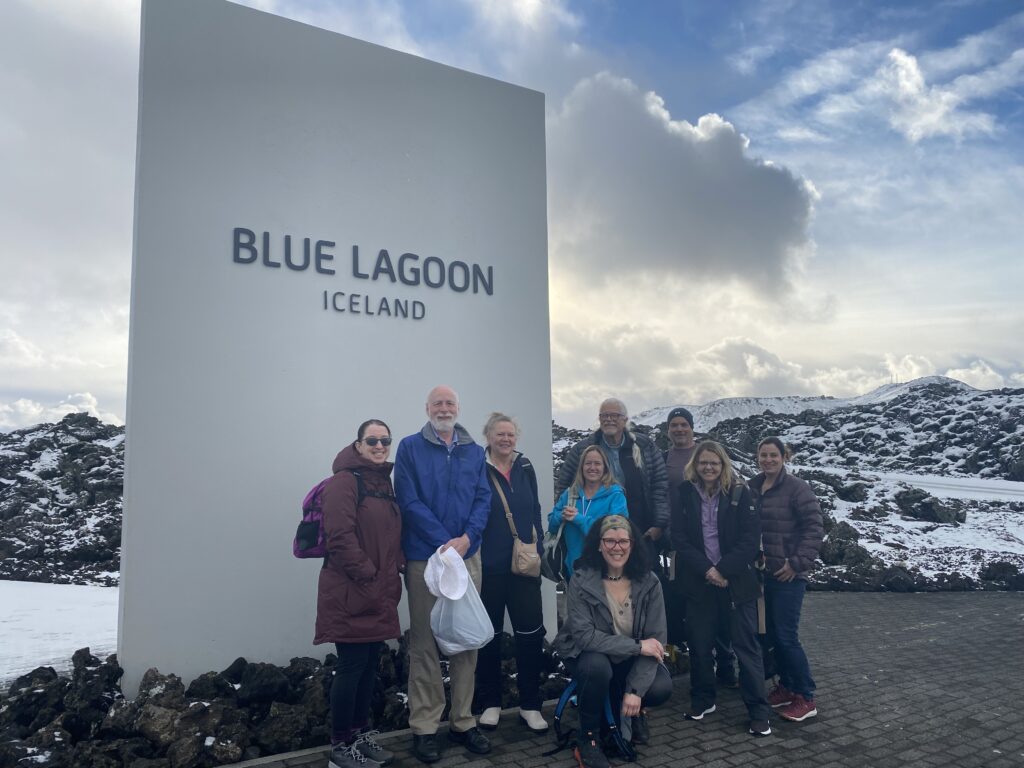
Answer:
[
  {"left": 668, "top": 416, "right": 694, "bottom": 448},
  {"left": 486, "top": 420, "right": 518, "bottom": 461},
  {"left": 600, "top": 527, "right": 632, "bottom": 571},
  {"left": 696, "top": 448, "right": 723, "bottom": 489},
  {"left": 356, "top": 423, "right": 392, "bottom": 465},
  {"left": 426, "top": 385, "right": 459, "bottom": 435},
  {"left": 758, "top": 443, "right": 785, "bottom": 476},
  {"left": 581, "top": 448, "right": 608, "bottom": 486},
  {"left": 598, "top": 398, "right": 627, "bottom": 443}
]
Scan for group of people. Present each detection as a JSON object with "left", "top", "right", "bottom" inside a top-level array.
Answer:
[{"left": 312, "top": 388, "right": 824, "bottom": 768}]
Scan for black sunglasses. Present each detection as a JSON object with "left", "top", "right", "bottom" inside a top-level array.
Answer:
[{"left": 362, "top": 437, "right": 393, "bottom": 447}]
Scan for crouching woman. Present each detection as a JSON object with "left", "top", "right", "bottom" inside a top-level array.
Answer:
[{"left": 553, "top": 516, "right": 672, "bottom": 768}]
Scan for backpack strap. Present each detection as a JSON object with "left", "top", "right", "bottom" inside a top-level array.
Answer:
[
  {"left": 345, "top": 468, "right": 395, "bottom": 501},
  {"left": 348, "top": 469, "right": 365, "bottom": 503},
  {"left": 729, "top": 482, "right": 744, "bottom": 508}
]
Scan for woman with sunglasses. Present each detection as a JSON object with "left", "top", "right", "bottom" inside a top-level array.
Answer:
[
  {"left": 553, "top": 516, "right": 672, "bottom": 768},
  {"left": 315, "top": 420, "right": 403, "bottom": 768},
  {"left": 671, "top": 441, "right": 771, "bottom": 738}
]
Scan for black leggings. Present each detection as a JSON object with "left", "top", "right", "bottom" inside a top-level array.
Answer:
[{"left": 331, "top": 641, "right": 383, "bottom": 745}]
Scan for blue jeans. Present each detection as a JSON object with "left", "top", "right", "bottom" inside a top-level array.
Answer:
[{"left": 764, "top": 577, "right": 815, "bottom": 700}]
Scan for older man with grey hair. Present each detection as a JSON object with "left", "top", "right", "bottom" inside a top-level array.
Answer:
[
  {"left": 555, "top": 397, "right": 669, "bottom": 553},
  {"left": 395, "top": 385, "right": 492, "bottom": 763}
]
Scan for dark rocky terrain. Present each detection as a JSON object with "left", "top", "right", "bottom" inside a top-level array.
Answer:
[
  {"left": 0, "top": 634, "right": 685, "bottom": 768},
  {"left": 0, "top": 414, "right": 123, "bottom": 586}
]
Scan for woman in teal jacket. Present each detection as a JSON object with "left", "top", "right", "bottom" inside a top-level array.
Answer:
[{"left": 549, "top": 445, "right": 628, "bottom": 579}]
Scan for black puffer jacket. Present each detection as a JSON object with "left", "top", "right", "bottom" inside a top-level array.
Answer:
[
  {"left": 670, "top": 481, "right": 761, "bottom": 605},
  {"left": 748, "top": 468, "right": 824, "bottom": 579}
]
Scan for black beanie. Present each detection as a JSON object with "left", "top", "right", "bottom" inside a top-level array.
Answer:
[{"left": 666, "top": 407, "right": 694, "bottom": 429}]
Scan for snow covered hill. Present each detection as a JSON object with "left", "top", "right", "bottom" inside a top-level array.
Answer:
[
  {"left": 631, "top": 375, "right": 978, "bottom": 432},
  {"left": 2, "top": 376, "right": 1022, "bottom": 590},
  {"left": 708, "top": 379, "right": 1023, "bottom": 481},
  {"left": 0, "top": 414, "right": 122, "bottom": 586}
]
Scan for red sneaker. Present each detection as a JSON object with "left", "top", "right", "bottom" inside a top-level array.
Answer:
[
  {"left": 779, "top": 694, "right": 817, "bottom": 722},
  {"left": 767, "top": 683, "right": 793, "bottom": 708}
]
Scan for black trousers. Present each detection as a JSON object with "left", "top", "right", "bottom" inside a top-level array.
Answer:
[
  {"left": 686, "top": 586, "right": 770, "bottom": 721},
  {"left": 567, "top": 652, "right": 673, "bottom": 734},
  {"left": 331, "top": 641, "right": 383, "bottom": 745},
  {"left": 476, "top": 571, "right": 546, "bottom": 710}
]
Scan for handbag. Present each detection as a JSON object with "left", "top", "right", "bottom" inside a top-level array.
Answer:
[
  {"left": 542, "top": 489, "right": 574, "bottom": 583},
  {"left": 490, "top": 474, "right": 541, "bottom": 578}
]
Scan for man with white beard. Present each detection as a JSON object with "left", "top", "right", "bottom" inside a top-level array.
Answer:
[{"left": 394, "top": 385, "right": 492, "bottom": 763}]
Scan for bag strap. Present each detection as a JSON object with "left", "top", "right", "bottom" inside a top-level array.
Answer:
[
  {"left": 489, "top": 472, "right": 520, "bottom": 540},
  {"left": 729, "top": 482, "right": 744, "bottom": 508}
]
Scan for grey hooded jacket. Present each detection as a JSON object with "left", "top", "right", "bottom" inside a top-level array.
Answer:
[{"left": 553, "top": 566, "right": 667, "bottom": 697}]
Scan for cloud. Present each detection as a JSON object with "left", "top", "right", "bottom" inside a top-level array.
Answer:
[
  {"left": 550, "top": 324, "right": 1024, "bottom": 426},
  {"left": 730, "top": 44, "right": 776, "bottom": 75},
  {"left": 0, "top": 392, "right": 123, "bottom": 432},
  {"left": 0, "top": 329, "right": 46, "bottom": 369},
  {"left": 944, "top": 359, "right": 1013, "bottom": 391},
  {"left": 874, "top": 48, "right": 997, "bottom": 142},
  {"left": 466, "top": 0, "right": 580, "bottom": 36},
  {"left": 547, "top": 73, "right": 816, "bottom": 290},
  {"left": 918, "top": 10, "right": 1024, "bottom": 79}
]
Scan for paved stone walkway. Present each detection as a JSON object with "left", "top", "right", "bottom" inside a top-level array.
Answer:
[{"left": 235, "top": 593, "right": 1024, "bottom": 768}]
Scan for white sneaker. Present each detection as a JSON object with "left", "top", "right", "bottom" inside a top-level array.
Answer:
[
  {"left": 479, "top": 707, "right": 501, "bottom": 730},
  {"left": 519, "top": 709, "right": 549, "bottom": 733}
]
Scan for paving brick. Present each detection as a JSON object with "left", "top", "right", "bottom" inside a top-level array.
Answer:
[{"left": 229, "top": 593, "right": 1024, "bottom": 768}]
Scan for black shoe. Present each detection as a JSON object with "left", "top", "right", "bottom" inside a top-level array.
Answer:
[
  {"left": 749, "top": 719, "right": 772, "bottom": 737},
  {"left": 684, "top": 703, "right": 716, "bottom": 721},
  {"left": 448, "top": 726, "right": 491, "bottom": 755},
  {"left": 574, "top": 732, "right": 609, "bottom": 768},
  {"left": 412, "top": 734, "right": 441, "bottom": 764},
  {"left": 632, "top": 711, "right": 650, "bottom": 745}
]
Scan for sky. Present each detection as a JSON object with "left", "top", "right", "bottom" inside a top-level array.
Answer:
[{"left": 1, "top": 0, "right": 1022, "bottom": 429}]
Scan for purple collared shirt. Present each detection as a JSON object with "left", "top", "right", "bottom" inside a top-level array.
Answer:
[{"left": 697, "top": 486, "right": 721, "bottom": 565}]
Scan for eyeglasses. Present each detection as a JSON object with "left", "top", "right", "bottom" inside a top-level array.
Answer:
[
  {"left": 698, "top": 460, "right": 722, "bottom": 468},
  {"left": 599, "top": 412, "right": 625, "bottom": 421},
  {"left": 362, "top": 437, "right": 393, "bottom": 447},
  {"left": 601, "top": 538, "right": 632, "bottom": 549}
]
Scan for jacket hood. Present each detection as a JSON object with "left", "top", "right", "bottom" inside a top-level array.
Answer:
[
  {"left": 579, "top": 483, "right": 622, "bottom": 501},
  {"left": 419, "top": 421, "right": 475, "bottom": 447},
  {"left": 332, "top": 442, "right": 395, "bottom": 474}
]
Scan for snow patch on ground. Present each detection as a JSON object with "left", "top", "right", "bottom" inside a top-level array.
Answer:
[{"left": 0, "top": 581, "right": 118, "bottom": 684}]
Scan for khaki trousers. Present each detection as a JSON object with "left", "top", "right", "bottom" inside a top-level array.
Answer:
[{"left": 405, "top": 553, "right": 482, "bottom": 735}]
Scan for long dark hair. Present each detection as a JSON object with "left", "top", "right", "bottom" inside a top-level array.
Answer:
[{"left": 575, "top": 516, "right": 651, "bottom": 580}]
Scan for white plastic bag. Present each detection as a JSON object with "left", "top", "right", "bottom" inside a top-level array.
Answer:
[{"left": 429, "top": 579, "right": 494, "bottom": 655}]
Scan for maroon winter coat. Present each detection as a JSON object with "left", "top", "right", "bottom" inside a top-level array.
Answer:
[{"left": 314, "top": 443, "right": 404, "bottom": 644}]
